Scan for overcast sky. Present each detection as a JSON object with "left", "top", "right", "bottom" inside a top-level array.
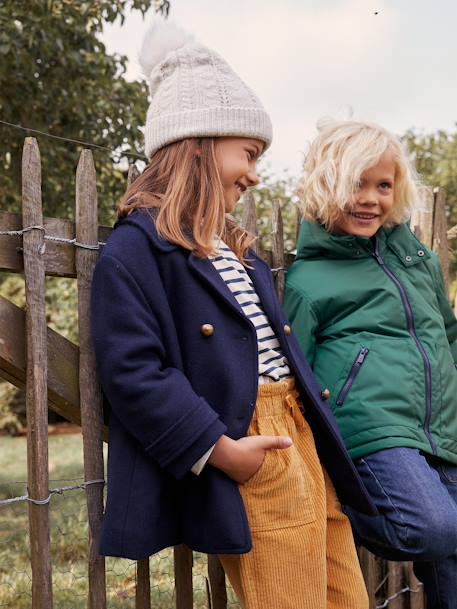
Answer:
[{"left": 102, "top": 0, "right": 457, "bottom": 178}]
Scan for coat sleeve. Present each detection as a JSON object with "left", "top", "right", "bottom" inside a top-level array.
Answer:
[
  {"left": 283, "top": 283, "right": 319, "bottom": 367},
  {"left": 90, "top": 253, "right": 227, "bottom": 479},
  {"left": 431, "top": 255, "right": 457, "bottom": 363}
]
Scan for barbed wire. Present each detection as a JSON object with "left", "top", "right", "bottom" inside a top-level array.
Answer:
[
  {"left": 375, "top": 583, "right": 423, "bottom": 609},
  {"left": 0, "top": 479, "right": 105, "bottom": 508},
  {"left": 0, "top": 119, "right": 147, "bottom": 162},
  {"left": 0, "top": 225, "right": 106, "bottom": 252}
]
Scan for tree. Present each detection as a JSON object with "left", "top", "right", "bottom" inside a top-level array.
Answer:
[
  {"left": 403, "top": 127, "right": 457, "bottom": 228},
  {"left": 0, "top": 0, "right": 170, "bottom": 432},
  {"left": 0, "top": 0, "right": 170, "bottom": 225}
]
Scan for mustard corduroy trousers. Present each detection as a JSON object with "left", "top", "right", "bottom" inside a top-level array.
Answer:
[{"left": 219, "top": 378, "right": 368, "bottom": 609}]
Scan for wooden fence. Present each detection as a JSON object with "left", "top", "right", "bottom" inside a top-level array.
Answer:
[{"left": 0, "top": 137, "right": 455, "bottom": 608}]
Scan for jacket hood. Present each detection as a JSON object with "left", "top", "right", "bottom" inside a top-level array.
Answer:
[{"left": 295, "top": 220, "right": 431, "bottom": 267}]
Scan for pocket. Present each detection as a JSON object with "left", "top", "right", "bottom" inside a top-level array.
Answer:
[
  {"left": 336, "top": 347, "right": 370, "bottom": 406},
  {"left": 240, "top": 416, "right": 317, "bottom": 532},
  {"left": 438, "top": 461, "right": 457, "bottom": 485}
]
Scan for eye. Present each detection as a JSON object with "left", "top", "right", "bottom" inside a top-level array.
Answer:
[
  {"left": 246, "top": 149, "right": 256, "bottom": 161},
  {"left": 379, "top": 181, "right": 392, "bottom": 191}
]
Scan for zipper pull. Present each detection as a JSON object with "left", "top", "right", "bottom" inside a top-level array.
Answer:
[
  {"left": 356, "top": 348, "right": 369, "bottom": 364},
  {"left": 372, "top": 237, "right": 385, "bottom": 265}
]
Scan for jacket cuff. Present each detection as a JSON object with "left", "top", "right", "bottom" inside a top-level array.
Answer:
[{"left": 145, "top": 401, "right": 227, "bottom": 479}]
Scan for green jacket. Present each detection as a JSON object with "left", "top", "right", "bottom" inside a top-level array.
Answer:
[{"left": 284, "top": 220, "right": 457, "bottom": 464}]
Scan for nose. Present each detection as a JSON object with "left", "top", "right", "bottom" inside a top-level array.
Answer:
[
  {"left": 356, "top": 186, "right": 377, "bottom": 206},
  {"left": 247, "top": 167, "right": 260, "bottom": 187}
]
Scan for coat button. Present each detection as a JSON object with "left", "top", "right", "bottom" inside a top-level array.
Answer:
[
  {"left": 201, "top": 324, "right": 214, "bottom": 337},
  {"left": 405, "top": 255, "right": 412, "bottom": 262},
  {"left": 284, "top": 324, "right": 292, "bottom": 336},
  {"left": 321, "top": 388, "right": 331, "bottom": 400},
  {"left": 418, "top": 250, "right": 425, "bottom": 257}
]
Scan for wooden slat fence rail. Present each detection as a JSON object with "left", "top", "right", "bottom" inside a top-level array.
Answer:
[{"left": 0, "top": 137, "right": 455, "bottom": 608}]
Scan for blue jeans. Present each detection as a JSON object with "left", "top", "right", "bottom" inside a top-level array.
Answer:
[{"left": 344, "top": 448, "right": 457, "bottom": 609}]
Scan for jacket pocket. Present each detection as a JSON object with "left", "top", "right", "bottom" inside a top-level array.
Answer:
[{"left": 336, "top": 347, "right": 370, "bottom": 406}]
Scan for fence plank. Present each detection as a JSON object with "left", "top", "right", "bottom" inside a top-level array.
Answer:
[
  {"left": 136, "top": 559, "right": 151, "bottom": 609},
  {"left": 207, "top": 555, "right": 227, "bottom": 609},
  {"left": 241, "top": 191, "right": 258, "bottom": 253},
  {"left": 432, "top": 187, "right": 449, "bottom": 290},
  {"left": 0, "top": 296, "right": 80, "bottom": 422},
  {"left": 75, "top": 150, "right": 107, "bottom": 609},
  {"left": 386, "top": 561, "right": 403, "bottom": 609},
  {"left": 358, "top": 548, "right": 377, "bottom": 609},
  {"left": 174, "top": 545, "right": 193, "bottom": 609},
  {"left": 271, "top": 201, "right": 285, "bottom": 303},
  {"left": 404, "top": 562, "right": 424, "bottom": 609},
  {"left": 410, "top": 188, "right": 434, "bottom": 248},
  {"left": 0, "top": 296, "right": 111, "bottom": 441},
  {"left": 295, "top": 206, "right": 302, "bottom": 246},
  {"left": 0, "top": 210, "right": 111, "bottom": 277},
  {"left": 22, "top": 137, "right": 54, "bottom": 609}
]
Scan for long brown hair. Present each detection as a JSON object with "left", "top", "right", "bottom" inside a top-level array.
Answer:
[{"left": 118, "top": 138, "right": 256, "bottom": 261}]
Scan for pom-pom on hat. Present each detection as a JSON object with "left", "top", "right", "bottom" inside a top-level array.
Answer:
[{"left": 138, "top": 22, "right": 273, "bottom": 159}]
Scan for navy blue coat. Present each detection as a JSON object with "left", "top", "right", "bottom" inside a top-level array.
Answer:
[{"left": 91, "top": 209, "right": 375, "bottom": 559}]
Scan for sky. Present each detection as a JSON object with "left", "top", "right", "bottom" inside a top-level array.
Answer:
[{"left": 102, "top": 0, "right": 457, "bottom": 178}]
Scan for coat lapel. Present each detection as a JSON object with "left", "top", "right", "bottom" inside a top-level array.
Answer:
[
  {"left": 187, "top": 254, "right": 247, "bottom": 319},
  {"left": 245, "top": 255, "right": 282, "bottom": 330},
  {"left": 187, "top": 250, "right": 281, "bottom": 330}
]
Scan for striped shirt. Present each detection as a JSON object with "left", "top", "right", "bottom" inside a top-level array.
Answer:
[{"left": 211, "top": 240, "right": 291, "bottom": 384}]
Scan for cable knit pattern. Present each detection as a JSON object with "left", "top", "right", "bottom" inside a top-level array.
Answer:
[{"left": 140, "top": 24, "right": 272, "bottom": 158}]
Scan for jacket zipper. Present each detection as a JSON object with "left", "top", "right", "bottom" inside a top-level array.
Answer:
[
  {"left": 372, "top": 237, "right": 437, "bottom": 454},
  {"left": 336, "top": 347, "right": 370, "bottom": 406}
]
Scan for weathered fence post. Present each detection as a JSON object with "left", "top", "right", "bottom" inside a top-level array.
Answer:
[
  {"left": 386, "top": 562, "right": 403, "bottom": 609},
  {"left": 136, "top": 559, "right": 152, "bottom": 609},
  {"left": 432, "top": 187, "right": 449, "bottom": 290},
  {"left": 411, "top": 188, "right": 434, "bottom": 248},
  {"left": 22, "top": 137, "right": 54, "bottom": 609},
  {"left": 405, "top": 562, "right": 423, "bottom": 609},
  {"left": 208, "top": 555, "right": 227, "bottom": 609},
  {"left": 174, "top": 545, "right": 193, "bottom": 609},
  {"left": 242, "top": 191, "right": 258, "bottom": 251},
  {"left": 75, "top": 149, "right": 107, "bottom": 609},
  {"left": 271, "top": 201, "right": 285, "bottom": 303},
  {"left": 358, "top": 548, "right": 377, "bottom": 609}
]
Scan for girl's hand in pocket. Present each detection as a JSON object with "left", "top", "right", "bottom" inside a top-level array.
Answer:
[{"left": 208, "top": 434, "right": 293, "bottom": 484}]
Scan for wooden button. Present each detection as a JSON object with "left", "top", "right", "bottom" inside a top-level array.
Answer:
[
  {"left": 321, "top": 388, "right": 331, "bottom": 400},
  {"left": 200, "top": 324, "right": 214, "bottom": 337},
  {"left": 284, "top": 324, "right": 292, "bottom": 336}
]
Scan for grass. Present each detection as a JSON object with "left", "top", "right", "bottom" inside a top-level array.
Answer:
[{"left": 0, "top": 433, "right": 239, "bottom": 608}]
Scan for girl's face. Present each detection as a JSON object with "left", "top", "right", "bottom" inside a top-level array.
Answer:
[
  {"left": 214, "top": 137, "right": 263, "bottom": 213},
  {"left": 333, "top": 151, "right": 396, "bottom": 238}
]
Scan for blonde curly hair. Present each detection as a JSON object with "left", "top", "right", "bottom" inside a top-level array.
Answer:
[{"left": 299, "top": 118, "right": 424, "bottom": 230}]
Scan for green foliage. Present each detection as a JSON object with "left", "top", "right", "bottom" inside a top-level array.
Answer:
[
  {"left": 0, "top": 0, "right": 152, "bottom": 225},
  {"left": 403, "top": 127, "right": 457, "bottom": 276},
  {"left": 403, "top": 127, "right": 457, "bottom": 227},
  {"left": 234, "top": 168, "right": 301, "bottom": 253}
]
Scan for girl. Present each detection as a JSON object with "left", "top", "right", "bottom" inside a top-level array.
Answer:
[
  {"left": 90, "top": 24, "right": 374, "bottom": 609},
  {"left": 284, "top": 118, "right": 457, "bottom": 609}
]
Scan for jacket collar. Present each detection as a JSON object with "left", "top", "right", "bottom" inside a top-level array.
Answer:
[
  {"left": 116, "top": 208, "right": 179, "bottom": 252},
  {"left": 117, "top": 209, "right": 280, "bottom": 323},
  {"left": 296, "top": 220, "right": 431, "bottom": 267}
]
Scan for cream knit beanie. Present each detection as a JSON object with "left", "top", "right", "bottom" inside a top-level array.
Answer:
[{"left": 138, "top": 22, "right": 273, "bottom": 159}]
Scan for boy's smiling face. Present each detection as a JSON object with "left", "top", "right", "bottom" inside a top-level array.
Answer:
[{"left": 333, "top": 151, "right": 396, "bottom": 238}]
